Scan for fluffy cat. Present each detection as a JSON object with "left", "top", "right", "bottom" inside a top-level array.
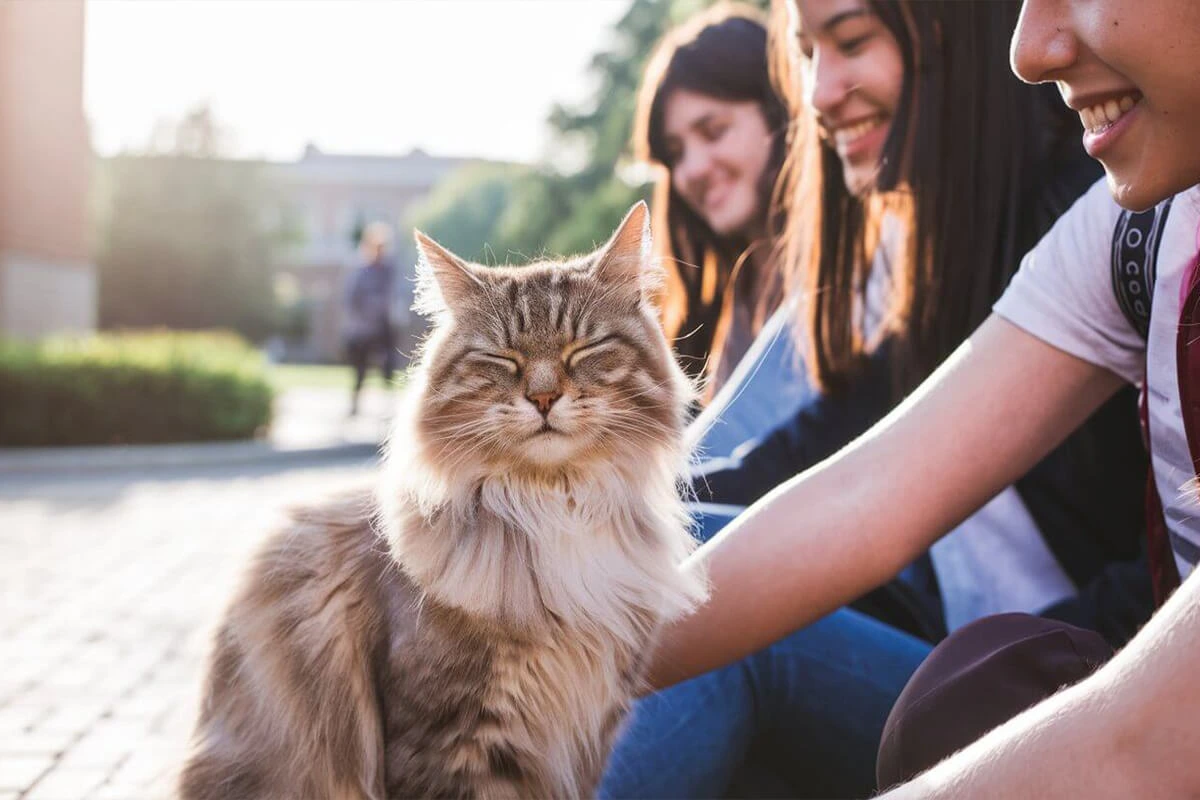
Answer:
[{"left": 178, "top": 202, "right": 708, "bottom": 800}]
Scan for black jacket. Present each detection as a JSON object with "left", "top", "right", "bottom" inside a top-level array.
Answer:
[{"left": 691, "top": 338, "right": 1153, "bottom": 647}]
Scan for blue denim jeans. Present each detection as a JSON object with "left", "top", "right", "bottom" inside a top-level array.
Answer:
[
  {"left": 600, "top": 503, "right": 934, "bottom": 800},
  {"left": 600, "top": 607, "right": 931, "bottom": 799},
  {"left": 605, "top": 307, "right": 931, "bottom": 798}
]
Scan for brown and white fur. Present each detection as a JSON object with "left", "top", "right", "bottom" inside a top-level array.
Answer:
[{"left": 178, "top": 202, "right": 708, "bottom": 800}]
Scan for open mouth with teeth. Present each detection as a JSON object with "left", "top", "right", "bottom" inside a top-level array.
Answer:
[
  {"left": 1080, "top": 93, "right": 1142, "bottom": 133},
  {"left": 831, "top": 114, "right": 886, "bottom": 148}
]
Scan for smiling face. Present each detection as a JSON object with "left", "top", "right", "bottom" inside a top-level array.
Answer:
[
  {"left": 411, "top": 204, "right": 691, "bottom": 476},
  {"left": 1012, "top": 0, "right": 1200, "bottom": 210},
  {"left": 662, "top": 89, "right": 775, "bottom": 238},
  {"left": 791, "top": 0, "right": 904, "bottom": 195}
]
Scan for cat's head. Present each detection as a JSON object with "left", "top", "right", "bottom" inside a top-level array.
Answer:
[{"left": 407, "top": 202, "right": 693, "bottom": 479}]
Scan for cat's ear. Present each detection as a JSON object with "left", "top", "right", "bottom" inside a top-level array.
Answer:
[
  {"left": 592, "top": 201, "right": 661, "bottom": 303},
  {"left": 413, "top": 231, "right": 483, "bottom": 316}
]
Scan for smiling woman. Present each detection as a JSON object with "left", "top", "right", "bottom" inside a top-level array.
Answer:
[
  {"left": 777, "top": 0, "right": 1094, "bottom": 395},
  {"left": 633, "top": 3, "right": 790, "bottom": 393},
  {"left": 1010, "top": 0, "right": 1200, "bottom": 211},
  {"left": 662, "top": 92, "right": 774, "bottom": 241},
  {"left": 794, "top": 0, "right": 903, "bottom": 194}
]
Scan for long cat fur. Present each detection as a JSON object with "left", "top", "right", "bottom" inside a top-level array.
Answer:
[{"left": 178, "top": 202, "right": 708, "bottom": 799}]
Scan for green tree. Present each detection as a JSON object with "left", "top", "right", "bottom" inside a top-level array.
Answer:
[
  {"left": 95, "top": 107, "right": 286, "bottom": 340},
  {"left": 406, "top": 162, "right": 536, "bottom": 263}
]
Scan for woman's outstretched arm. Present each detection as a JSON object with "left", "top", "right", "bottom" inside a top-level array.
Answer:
[{"left": 648, "top": 316, "right": 1125, "bottom": 689}]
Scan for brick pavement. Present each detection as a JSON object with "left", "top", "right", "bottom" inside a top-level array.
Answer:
[
  {"left": 0, "top": 458, "right": 377, "bottom": 799},
  {"left": 269, "top": 386, "right": 394, "bottom": 451}
]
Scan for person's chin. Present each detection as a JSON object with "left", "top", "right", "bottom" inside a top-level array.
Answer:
[
  {"left": 838, "top": 148, "right": 885, "bottom": 196},
  {"left": 707, "top": 204, "right": 757, "bottom": 238},
  {"left": 1104, "top": 157, "right": 1194, "bottom": 212},
  {"left": 841, "top": 164, "right": 877, "bottom": 197}
]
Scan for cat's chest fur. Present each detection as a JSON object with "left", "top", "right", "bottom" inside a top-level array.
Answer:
[
  {"left": 377, "top": 603, "right": 645, "bottom": 799},
  {"left": 377, "top": 483, "right": 669, "bottom": 798}
]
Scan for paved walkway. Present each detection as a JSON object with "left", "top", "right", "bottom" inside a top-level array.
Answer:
[
  {"left": 0, "top": 456, "right": 378, "bottom": 799},
  {"left": 269, "top": 386, "right": 396, "bottom": 451}
]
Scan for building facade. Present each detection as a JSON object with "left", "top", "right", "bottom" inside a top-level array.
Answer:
[
  {"left": 0, "top": 0, "right": 95, "bottom": 340},
  {"left": 269, "top": 145, "right": 474, "bottom": 363}
]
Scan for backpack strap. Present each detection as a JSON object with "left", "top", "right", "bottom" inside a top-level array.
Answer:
[
  {"left": 1111, "top": 198, "right": 1173, "bottom": 338},
  {"left": 1112, "top": 197, "right": 1180, "bottom": 605}
]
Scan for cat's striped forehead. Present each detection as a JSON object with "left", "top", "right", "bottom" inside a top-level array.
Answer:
[{"left": 457, "top": 259, "right": 641, "bottom": 347}]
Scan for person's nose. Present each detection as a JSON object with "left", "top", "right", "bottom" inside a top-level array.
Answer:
[
  {"left": 805, "top": 47, "right": 854, "bottom": 119},
  {"left": 674, "top": 143, "right": 715, "bottom": 201},
  {"left": 1010, "top": 0, "right": 1078, "bottom": 85}
]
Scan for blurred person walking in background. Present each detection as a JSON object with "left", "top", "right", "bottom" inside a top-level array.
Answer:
[{"left": 343, "top": 221, "right": 398, "bottom": 416}]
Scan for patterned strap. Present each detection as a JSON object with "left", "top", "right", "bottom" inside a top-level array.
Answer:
[{"left": 1111, "top": 199, "right": 1172, "bottom": 338}]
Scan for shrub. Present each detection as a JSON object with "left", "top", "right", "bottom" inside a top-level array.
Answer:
[{"left": 0, "top": 331, "right": 274, "bottom": 446}]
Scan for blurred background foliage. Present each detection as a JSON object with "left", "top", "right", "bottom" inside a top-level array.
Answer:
[
  {"left": 0, "top": 331, "right": 273, "bottom": 446},
  {"left": 90, "top": 0, "right": 769, "bottom": 342},
  {"left": 93, "top": 108, "right": 298, "bottom": 343},
  {"left": 407, "top": 0, "right": 765, "bottom": 263},
  {"left": 68, "top": 0, "right": 771, "bottom": 447}
]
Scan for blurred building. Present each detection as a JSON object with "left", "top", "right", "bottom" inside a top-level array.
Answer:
[
  {"left": 0, "top": 0, "right": 95, "bottom": 339},
  {"left": 269, "top": 144, "right": 474, "bottom": 363}
]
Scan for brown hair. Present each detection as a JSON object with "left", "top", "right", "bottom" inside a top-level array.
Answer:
[
  {"left": 634, "top": 2, "right": 790, "bottom": 384},
  {"left": 770, "top": 0, "right": 1095, "bottom": 395}
]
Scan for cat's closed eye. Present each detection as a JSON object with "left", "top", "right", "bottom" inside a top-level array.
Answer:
[
  {"left": 470, "top": 351, "right": 521, "bottom": 374},
  {"left": 565, "top": 334, "right": 624, "bottom": 370}
]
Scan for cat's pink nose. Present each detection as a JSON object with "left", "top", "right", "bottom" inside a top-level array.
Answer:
[{"left": 527, "top": 390, "right": 561, "bottom": 415}]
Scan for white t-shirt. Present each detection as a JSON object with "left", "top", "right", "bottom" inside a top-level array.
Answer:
[{"left": 995, "top": 178, "right": 1200, "bottom": 580}]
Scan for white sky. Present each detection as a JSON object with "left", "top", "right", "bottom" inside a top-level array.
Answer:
[{"left": 84, "top": 0, "right": 630, "bottom": 164}]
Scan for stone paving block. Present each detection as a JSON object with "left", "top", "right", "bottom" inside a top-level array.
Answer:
[
  {"left": 22, "top": 768, "right": 110, "bottom": 800},
  {"left": 56, "top": 722, "right": 145, "bottom": 770},
  {"left": 30, "top": 705, "right": 110, "bottom": 738},
  {"left": 114, "top": 686, "right": 176, "bottom": 720},
  {"left": 0, "top": 684, "right": 32, "bottom": 708},
  {"left": 44, "top": 662, "right": 106, "bottom": 688},
  {"left": 1, "top": 666, "right": 50, "bottom": 696},
  {"left": 88, "top": 784, "right": 147, "bottom": 800},
  {"left": 151, "top": 693, "right": 199, "bottom": 739},
  {"left": 0, "top": 703, "right": 46, "bottom": 736},
  {"left": 1, "top": 459, "right": 375, "bottom": 799},
  {"left": 0, "top": 754, "right": 54, "bottom": 791},
  {"left": 0, "top": 730, "right": 75, "bottom": 758},
  {"left": 104, "top": 745, "right": 180, "bottom": 795}
]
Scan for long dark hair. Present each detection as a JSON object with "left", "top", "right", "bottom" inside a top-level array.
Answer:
[
  {"left": 771, "top": 0, "right": 1099, "bottom": 395},
  {"left": 634, "top": 2, "right": 790, "bottom": 383}
]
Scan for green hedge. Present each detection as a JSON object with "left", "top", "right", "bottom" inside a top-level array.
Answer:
[{"left": 0, "top": 331, "right": 274, "bottom": 446}]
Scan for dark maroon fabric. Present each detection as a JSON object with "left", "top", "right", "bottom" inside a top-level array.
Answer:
[
  {"left": 1160, "top": 266, "right": 1200, "bottom": 603},
  {"left": 1141, "top": 382, "right": 1181, "bottom": 607},
  {"left": 876, "top": 613, "right": 1113, "bottom": 791}
]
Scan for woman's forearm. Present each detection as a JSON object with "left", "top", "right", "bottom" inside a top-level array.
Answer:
[{"left": 648, "top": 318, "right": 1123, "bottom": 689}]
